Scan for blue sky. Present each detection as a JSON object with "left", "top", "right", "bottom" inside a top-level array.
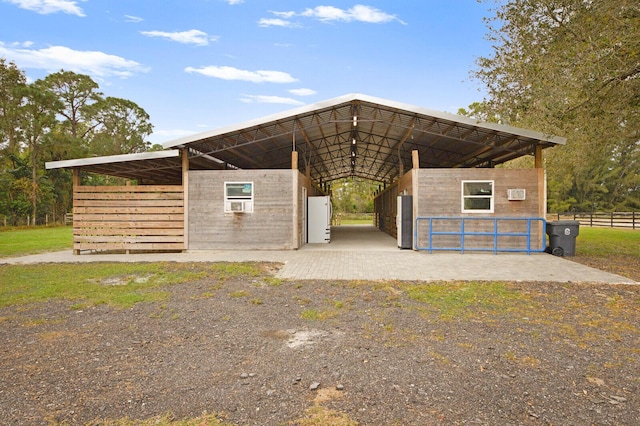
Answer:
[{"left": 0, "top": 0, "right": 494, "bottom": 145}]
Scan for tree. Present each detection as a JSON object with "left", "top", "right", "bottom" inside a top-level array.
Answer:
[
  {"left": 20, "top": 80, "right": 62, "bottom": 223},
  {"left": 42, "top": 70, "right": 102, "bottom": 140},
  {"left": 473, "top": 0, "right": 640, "bottom": 211},
  {"left": 332, "top": 178, "right": 378, "bottom": 214},
  {"left": 0, "top": 59, "right": 26, "bottom": 157},
  {"left": 0, "top": 63, "right": 155, "bottom": 224},
  {"left": 87, "top": 97, "right": 153, "bottom": 156}
]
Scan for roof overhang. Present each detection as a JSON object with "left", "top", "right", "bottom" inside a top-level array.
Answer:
[
  {"left": 46, "top": 150, "right": 185, "bottom": 184},
  {"left": 47, "top": 93, "right": 566, "bottom": 185}
]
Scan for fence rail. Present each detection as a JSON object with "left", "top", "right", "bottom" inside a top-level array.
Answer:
[{"left": 547, "top": 212, "right": 638, "bottom": 230}]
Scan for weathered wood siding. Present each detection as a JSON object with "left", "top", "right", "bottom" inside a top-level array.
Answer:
[
  {"left": 415, "top": 168, "right": 544, "bottom": 250},
  {"left": 373, "top": 170, "right": 413, "bottom": 237},
  {"left": 73, "top": 185, "right": 185, "bottom": 252},
  {"left": 189, "top": 170, "right": 295, "bottom": 250}
]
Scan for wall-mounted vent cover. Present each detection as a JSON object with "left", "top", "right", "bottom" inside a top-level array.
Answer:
[
  {"left": 229, "top": 201, "right": 245, "bottom": 212},
  {"left": 507, "top": 189, "right": 526, "bottom": 201}
]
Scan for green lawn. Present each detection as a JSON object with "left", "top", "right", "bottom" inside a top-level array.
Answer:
[
  {"left": 0, "top": 226, "right": 72, "bottom": 257},
  {"left": 576, "top": 227, "right": 640, "bottom": 258}
]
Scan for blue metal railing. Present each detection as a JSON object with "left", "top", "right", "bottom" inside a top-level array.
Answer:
[{"left": 414, "top": 217, "right": 547, "bottom": 254}]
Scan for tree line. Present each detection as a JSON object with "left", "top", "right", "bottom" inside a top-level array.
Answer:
[
  {"left": 465, "top": 0, "right": 639, "bottom": 212},
  {"left": 0, "top": 59, "right": 155, "bottom": 225}
]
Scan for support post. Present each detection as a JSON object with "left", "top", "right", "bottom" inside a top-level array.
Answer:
[
  {"left": 72, "top": 169, "right": 80, "bottom": 255},
  {"left": 182, "top": 149, "right": 190, "bottom": 252},
  {"left": 412, "top": 150, "right": 420, "bottom": 169},
  {"left": 534, "top": 145, "right": 543, "bottom": 169},
  {"left": 291, "top": 151, "right": 298, "bottom": 170}
]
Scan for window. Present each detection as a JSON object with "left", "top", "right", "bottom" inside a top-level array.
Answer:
[
  {"left": 224, "top": 182, "right": 254, "bottom": 213},
  {"left": 461, "top": 180, "right": 494, "bottom": 213}
]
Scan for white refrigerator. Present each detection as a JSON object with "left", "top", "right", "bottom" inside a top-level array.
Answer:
[{"left": 308, "top": 196, "right": 331, "bottom": 243}]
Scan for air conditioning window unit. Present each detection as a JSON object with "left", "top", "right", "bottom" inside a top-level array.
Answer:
[
  {"left": 230, "top": 201, "right": 245, "bottom": 212},
  {"left": 507, "top": 189, "right": 526, "bottom": 201}
]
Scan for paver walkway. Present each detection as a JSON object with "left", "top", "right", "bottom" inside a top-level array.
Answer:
[{"left": 1, "top": 225, "right": 635, "bottom": 284}]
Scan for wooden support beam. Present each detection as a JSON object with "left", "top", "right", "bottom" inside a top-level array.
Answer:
[
  {"left": 412, "top": 150, "right": 420, "bottom": 169},
  {"left": 292, "top": 151, "right": 298, "bottom": 170},
  {"left": 182, "top": 148, "right": 189, "bottom": 252},
  {"left": 72, "top": 169, "right": 80, "bottom": 255},
  {"left": 534, "top": 145, "right": 543, "bottom": 168}
]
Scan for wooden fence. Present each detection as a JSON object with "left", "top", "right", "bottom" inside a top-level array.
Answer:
[
  {"left": 73, "top": 185, "right": 185, "bottom": 253},
  {"left": 547, "top": 212, "right": 639, "bottom": 230}
]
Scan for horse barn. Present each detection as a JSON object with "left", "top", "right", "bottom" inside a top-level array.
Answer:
[{"left": 46, "top": 93, "right": 566, "bottom": 255}]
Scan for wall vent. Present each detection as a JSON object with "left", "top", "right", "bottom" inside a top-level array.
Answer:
[{"left": 507, "top": 189, "right": 526, "bottom": 201}]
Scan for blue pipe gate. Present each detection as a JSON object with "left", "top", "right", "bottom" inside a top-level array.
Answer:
[{"left": 414, "top": 217, "right": 547, "bottom": 254}]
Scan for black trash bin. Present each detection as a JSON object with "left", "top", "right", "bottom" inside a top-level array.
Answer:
[{"left": 546, "top": 220, "right": 580, "bottom": 256}]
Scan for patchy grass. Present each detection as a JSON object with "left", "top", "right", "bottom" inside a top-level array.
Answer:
[
  {"left": 301, "top": 308, "right": 338, "bottom": 321},
  {"left": 0, "top": 262, "right": 264, "bottom": 309},
  {"left": 63, "top": 412, "right": 233, "bottom": 426},
  {"left": 292, "top": 405, "right": 358, "bottom": 426},
  {"left": 0, "top": 226, "right": 72, "bottom": 257},
  {"left": 403, "top": 281, "right": 526, "bottom": 319}
]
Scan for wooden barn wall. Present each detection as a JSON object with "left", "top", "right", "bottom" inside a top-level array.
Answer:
[
  {"left": 188, "top": 170, "right": 295, "bottom": 250},
  {"left": 415, "top": 168, "right": 544, "bottom": 250},
  {"left": 373, "top": 170, "right": 413, "bottom": 238},
  {"left": 73, "top": 185, "right": 184, "bottom": 253}
]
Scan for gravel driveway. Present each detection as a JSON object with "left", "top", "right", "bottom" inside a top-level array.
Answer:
[{"left": 1, "top": 264, "right": 639, "bottom": 425}]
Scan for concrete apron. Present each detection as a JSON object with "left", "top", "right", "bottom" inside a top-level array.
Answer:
[{"left": 1, "top": 225, "right": 635, "bottom": 284}]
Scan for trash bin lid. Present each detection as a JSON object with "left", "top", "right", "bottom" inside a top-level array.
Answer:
[{"left": 548, "top": 220, "right": 580, "bottom": 226}]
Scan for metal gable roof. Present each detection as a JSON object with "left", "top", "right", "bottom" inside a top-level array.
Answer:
[
  {"left": 166, "top": 93, "right": 565, "bottom": 184},
  {"left": 47, "top": 93, "right": 566, "bottom": 185}
]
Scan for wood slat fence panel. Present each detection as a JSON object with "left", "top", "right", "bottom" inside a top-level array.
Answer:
[
  {"left": 547, "top": 212, "right": 638, "bottom": 230},
  {"left": 73, "top": 185, "right": 185, "bottom": 253}
]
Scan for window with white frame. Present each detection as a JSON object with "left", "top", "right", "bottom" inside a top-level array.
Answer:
[
  {"left": 461, "top": 180, "right": 494, "bottom": 213},
  {"left": 224, "top": 182, "right": 254, "bottom": 213}
]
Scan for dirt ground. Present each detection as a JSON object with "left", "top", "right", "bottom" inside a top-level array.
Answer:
[{"left": 1, "top": 260, "right": 639, "bottom": 425}]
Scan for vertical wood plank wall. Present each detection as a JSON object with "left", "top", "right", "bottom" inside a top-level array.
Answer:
[{"left": 73, "top": 185, "right": 185, "bottom": 253}]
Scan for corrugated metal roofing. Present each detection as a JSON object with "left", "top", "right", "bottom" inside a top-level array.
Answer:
[{"left": 47, "top": 93, "right": 566, "bottom": 185}]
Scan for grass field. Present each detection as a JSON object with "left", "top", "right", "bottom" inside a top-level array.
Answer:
[
  {"left": 0, "top": 226, "right": 72, "bottom": 257},
  {"left": 575, "top": 227, "right": 640, "bottom": 258}
]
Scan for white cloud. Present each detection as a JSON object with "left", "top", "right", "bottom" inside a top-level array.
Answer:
[
  {"left": 265, "top": 5, "right": 406, "bottom": 27},
  {"left": 140, "top": 29, "right": 218, "bottom": 46},
  {"left": 272, "top": 11, "right": 296, "bottom": 19},
  {"left": 0, "top": 42, "right": 148, "bottom": 78},
  {"left": 185, "top": 65, "right": 298, "bottom": 83},
  {"left": 289, "top": 88, "right": 317, "bottom": 96},
  {"left": 239, "top": 95, "right": 304, "bottom": 106},
  {"left": 4, "top": 0, "right": 85, "bottom": 16},
  {"left": 258, "top": 18, "right": 300, "bottom": 28},
  {"left": 124, "top": 15, "right": 143, "bottom": 23},
  {"left": 225, "top": 0, "right": 243, "bottom": 4}
]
